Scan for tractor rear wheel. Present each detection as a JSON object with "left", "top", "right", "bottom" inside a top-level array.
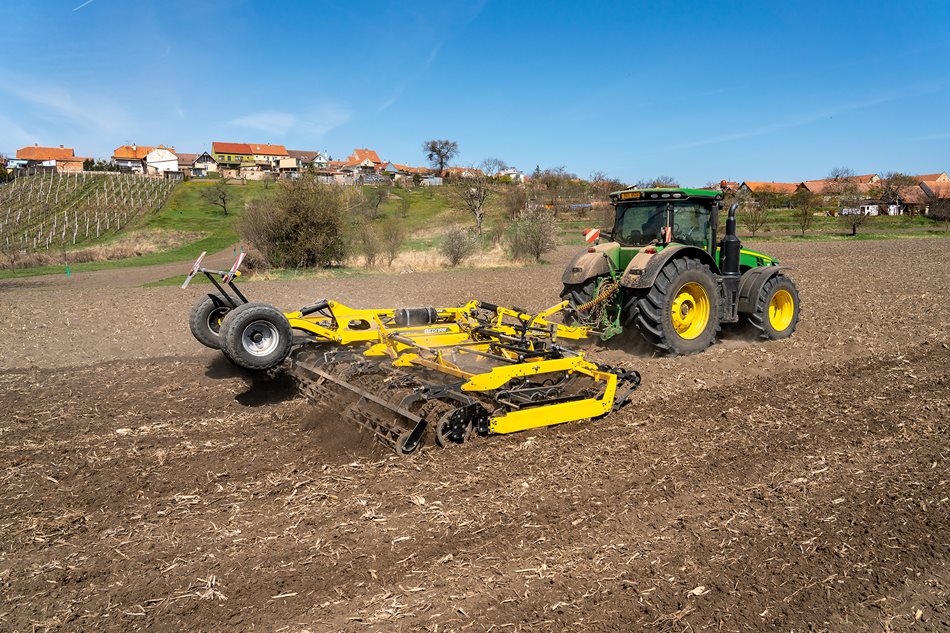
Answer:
[
  {"left": 559, "top": 278, "right": 597, "bottom": 325},
  {"left": 219, "top": 302, "right": 293, "bottom": 370},
  {"left": 627, "top": 257, "right": 720, "bottom": 355},
  {"left": 189, "top": 294, "right": 231, "bottom": 349},
  {"left": 749, "top": 275, "right": 800, "bottom": 340}
]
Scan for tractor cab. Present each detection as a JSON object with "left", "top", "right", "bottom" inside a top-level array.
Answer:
[{"left": 608, "top": 188, "right": 722, "bottom": 252}]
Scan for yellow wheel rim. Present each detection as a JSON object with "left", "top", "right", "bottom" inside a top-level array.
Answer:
[
  {"left": 671, "top": 282, "right": 710, "bottom": 340},
  {"left": 768, "top": 289, "right": 795, "bottom": 332}
]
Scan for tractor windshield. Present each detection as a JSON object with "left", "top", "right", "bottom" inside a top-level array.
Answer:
[{"left": 613, "top": 201, "right": 711, "bottom": 247}]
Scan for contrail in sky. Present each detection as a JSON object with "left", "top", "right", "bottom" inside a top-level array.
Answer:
[{"left": 73, "top": 0, "right": 95, "bottom": 11}]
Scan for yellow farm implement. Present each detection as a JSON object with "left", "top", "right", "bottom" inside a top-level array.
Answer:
[{"left": 183, "top": 252, "right": 640, "bottom": 453}]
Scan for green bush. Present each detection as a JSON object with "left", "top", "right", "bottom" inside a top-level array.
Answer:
[
  {"left": 505, "top": 209, "right": 559, "bottom": 261},
  {"left": 238, "top": 176, "right": 350, "bottom": 268}
]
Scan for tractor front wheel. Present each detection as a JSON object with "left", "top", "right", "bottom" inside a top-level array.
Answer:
[
  {"left": 559, "top": 278, "right": 597, "bottom": 325},
  {"left": 189, "top": 294, "right": 232, "bottom": 349},
  {"left": 749, "top": 275, "right": 800, "bottom": 340},
  {"left": 219, "top": 302, "right": 293, "bottom": 370},
  {"left": 627, "top": 257, "right": 720, "bottom": 355}
]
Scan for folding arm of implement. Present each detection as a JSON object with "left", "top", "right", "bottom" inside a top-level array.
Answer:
[{"left": 181, "top": 251, "right": 249, "bottom": 308}]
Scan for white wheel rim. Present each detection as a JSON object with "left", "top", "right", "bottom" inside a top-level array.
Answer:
[{"left": 242, "top": 320, "right": 280, "bottom": 356}]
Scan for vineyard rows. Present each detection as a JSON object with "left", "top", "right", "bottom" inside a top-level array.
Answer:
[{"left": 0, "top": 172, "right": 178, "bottom": 252}]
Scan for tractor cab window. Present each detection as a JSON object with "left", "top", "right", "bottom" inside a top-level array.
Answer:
[
  {"left": 613, "top": 202, "right": 668, "bottom": 246},
  {"left": 671, "top": 202, "right": 710, "bottom": 247}
]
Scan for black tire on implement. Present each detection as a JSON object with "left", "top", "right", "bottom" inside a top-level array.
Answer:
[
  {"left": 219, "top": 302, "right": 293, "bottom": 370},
  {"left": 749, "top": 274, "right": 800, "bottom": 340},
  {"left": 626, "top": 257, "right": 720, "bottom": 355},
  {"left": 559, "top": 278, "right": 598, "bottom": 325},
  {"left": 189, "top": 294, "right": 232, "bottom": 349}
]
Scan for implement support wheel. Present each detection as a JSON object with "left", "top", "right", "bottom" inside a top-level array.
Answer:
[
  {"left": 189, "top": 294, "right": 232, "bottom": 349},
  {"left": 219, "top": 302, "right": 293, "bottom": 370}
]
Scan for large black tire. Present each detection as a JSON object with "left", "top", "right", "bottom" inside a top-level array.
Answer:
[
  {"left": 218, "top": 302, "right": 293, "bottom": 370},
  {"left": 559, "top": 278, "right": 598, "bottom": 325},
  {"left": 189, "top": 294, "right": 232, "bottom": 349},
  {"left": 626, "top": 257, "right": 720, "bottom": 355},
  {"left": 749, "top": 274, "right": 800, "bottom": 340}
]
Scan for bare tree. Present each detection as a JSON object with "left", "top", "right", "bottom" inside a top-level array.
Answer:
[
  {"left": 422, "top": 140, "right": 459, "bottom": 173},
  {"left": 200, "top": 181, "right": 234, "bottom": 215},
  {"left": 876, "top": 171, "right": 918, "bottom": 213},
  {"left": 826, "top": 167, "right": 867, "bottom": 235},
  {"left": 450, "top": 175, "right": 491, "bottom": 234},
  {"left": 480, "top": 158, "right": 508, "bottom": 178},
  {"left": 791, "top": 188, "right": 817, "bottom": 235},
  {"left": 635, "top": 176, "right": 680, "bottom": 188},
  {"left": 358, "top": 225, "right": 381, "bottom": 268},
  {"left": 743, "top": 187, "right": 772, "bottom": 237},
  {"left": 924, "top": 188, "right": 950, "bottom": 232}
]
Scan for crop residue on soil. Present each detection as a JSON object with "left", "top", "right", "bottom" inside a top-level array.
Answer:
[{"left": 1, "top": 238, "right": 948, "bottom": 632}]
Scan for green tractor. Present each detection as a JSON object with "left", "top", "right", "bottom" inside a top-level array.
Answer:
[{"left": 561, "top": 187, "right": 799, "bottom": 355}]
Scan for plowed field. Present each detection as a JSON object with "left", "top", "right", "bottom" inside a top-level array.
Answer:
[{"left": 1, "top": 238, "right": 947, "bottom": 632}]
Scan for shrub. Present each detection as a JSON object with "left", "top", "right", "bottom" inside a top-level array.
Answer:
[
  {"left": 358, "top": 225, "right": 381, "bottom": 268},
  {"left": 238, "top": 176, "right": 350, "bottom": 268},
  {"left": 505, "top": 209, "right": 559, "bottom": 261},
  {"left": 380, "top": 218, "right": 406, "bottom": 266},
  {"left": 440, "top": 227, "right": 478, "bottom": 267}
]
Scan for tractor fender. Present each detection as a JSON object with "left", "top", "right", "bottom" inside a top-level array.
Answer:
[
  {"left": 737, "top": 265, "right": 788, "bottom": 313},
  {"left": 620, "top": 245, "right": 720, "bottom": 289},
  {"left": 561, "top": 242, "right": 618, "bottom": 284}
]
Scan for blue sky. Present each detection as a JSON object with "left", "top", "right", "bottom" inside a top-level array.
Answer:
[{"left": 1, "top": 0, "right": 948, "bottom": 185}]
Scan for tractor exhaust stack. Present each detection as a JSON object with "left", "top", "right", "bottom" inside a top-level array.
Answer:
[{"left": 721, "top": 202, "right": 741, "bottom": 278}]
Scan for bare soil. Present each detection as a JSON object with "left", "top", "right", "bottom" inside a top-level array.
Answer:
[{"left": 1, "top": 238, "right": 947, "bottom": 632}]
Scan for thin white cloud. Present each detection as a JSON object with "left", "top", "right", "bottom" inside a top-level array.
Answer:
[
  {"left": 0, "top": 114, "right": 39, "bottom": 149},
  {"left": 301, "top": 104, "right": 353, "bottom": 137},
  {"left": 226, "top": 111, "right": 296, "bottom": 136},
  {"left": 72, "top": 0, "right": 95, "bottom": 11},
  {"left": 227, "top": 105, "right": 352, "bottom": 138},
  {"left": 663, "top": 94, "right": 907, "bottom": 152},
  {"left": 911, "top": 131, "right": 950, "bottom": 141},
  {"left": 0, "top": 72, "right": 129, "bottom": 134}
]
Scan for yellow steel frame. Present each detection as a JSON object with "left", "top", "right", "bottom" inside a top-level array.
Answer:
[{"left": 281, "top": 299, "right": 616, "bottom": 435}]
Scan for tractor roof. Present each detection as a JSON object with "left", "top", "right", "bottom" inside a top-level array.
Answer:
[{"left": 609, "top": 187, "right": 723, "bottom": 203}]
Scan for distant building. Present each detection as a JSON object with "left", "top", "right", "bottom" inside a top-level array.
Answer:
[
  {"left": 15, "top": 144, "right": 86, "bottom": 173},
  {"left": 145, "top": 146, "right": 178, "bottom": 175},
  {"left": 177, "top": 151, "right": 217, "bottom": 177},
  {"left": 113, "top": 144, "right": 152, "bottom": 173},
  {"left": 249, "top": 143, "right": 288, "bottom": 170},
  {"left": 287, "top": 149, "right": 330, "bottom": 170},
  {"left": 498, "top": 167, "right": 526, "bottom": 184},
  {"left": 738, "top": 181, "right": 800, "bottom": 195},
  {"left": 212, "top": 142, "right": 255, "bottom": 170}
]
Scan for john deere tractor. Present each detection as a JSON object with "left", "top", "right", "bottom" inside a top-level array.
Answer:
[{"left": 561, "top": 187, "right": 799, "bottom": 355}]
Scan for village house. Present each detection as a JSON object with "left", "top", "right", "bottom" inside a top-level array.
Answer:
[
  {"left": 145, "top": 146, "right": 179, "bottom": 176},
  {"left": 13, "top": 145, "right": 86, "bottom": 173},
  {"left": 344, "top": 148, "right": 384, "bottom": 174},
  {"left": 498, "top": 167, "right": 526, "bottom": 184},
  {"left": 112, "top": 144, "right": 151, "bottom": 173},
  {"left": 287, "top": 150, "right": 330, "bottom": 170},
  {"left": 916, "top": 172, "right": 949, "bottom": 184},
  {"left": 176, "top": 152, "right": 217, "bottom": 177},
  {"left": 249, "top": 143, "right": 289, "bottom": 170},
  {"left": 737, "top": 181, "right": 799, "bottom": 195},
  {"left": 211, "top": 142, "right": 255, "bottom": 171}
]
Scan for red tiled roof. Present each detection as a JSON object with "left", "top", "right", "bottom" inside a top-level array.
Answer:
[
  {"left": 348, "top": 148, "right": 382, "bottom": 164},
  {"left": 249, "top": 143, "right": 288, "bottom": 156},
  {"left": 922, "top": 182, "right": 950, "bottom": 199},
  {"left": 16, "top": 145, "right": 75, "bottom": 161},
  {"left": 113, "top": 145, "right": 154, "bottom": 160},
  {"left": 212, "top": 142, "right": 253, "bottom": 155},
  {"left": 916, "top": 172, "right": 949, "bottom": 183},
  {"left": 800, "top": 180, "right": 875, "bottom": 195},
  {"left": 176, "top": 153, "right": 199, "bottom": 165},
  {"left": 740, "top": 181, "right": 799, "bottom": 194}
]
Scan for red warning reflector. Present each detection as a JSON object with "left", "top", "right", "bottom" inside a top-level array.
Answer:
[{"left": 583, "top": 228, "right": 601, "bottom": 243}]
